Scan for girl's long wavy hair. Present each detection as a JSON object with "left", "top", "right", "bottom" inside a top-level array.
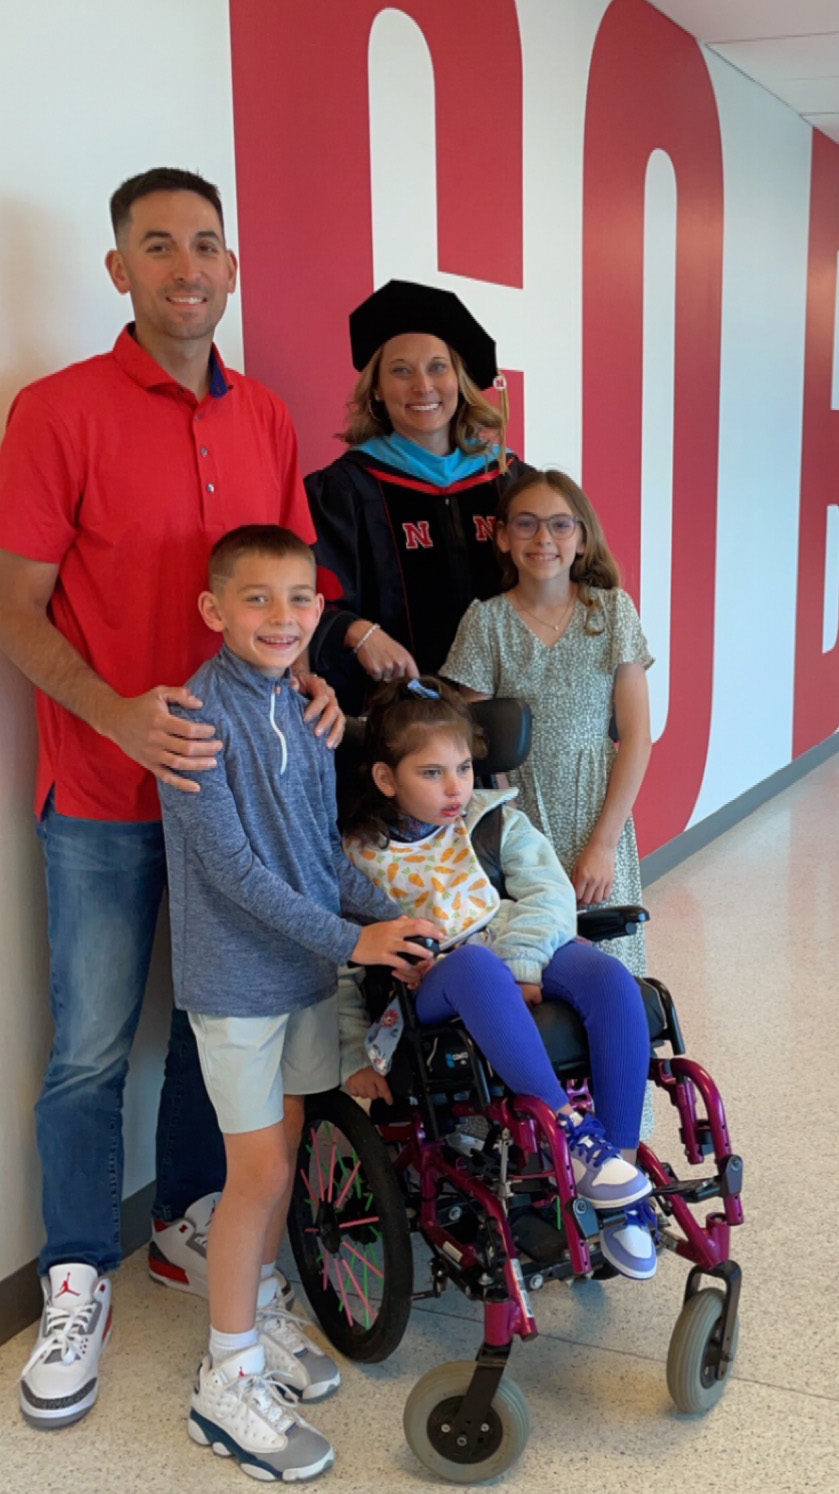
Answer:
[
  {"left": 494, "top": 468, "right": 620, "bottom": 635},
  {"left": 340, "top": 345, "right": 508, "bottom": 472},
  {"left": 345, "top": 676, "right": 486, "bottom": 848}
]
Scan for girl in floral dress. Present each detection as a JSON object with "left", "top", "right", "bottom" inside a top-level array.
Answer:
[{"left": 443, "top": 468, "right": 653, "bottom": 979}]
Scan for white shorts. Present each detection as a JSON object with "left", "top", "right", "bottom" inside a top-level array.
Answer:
[{"left": 188, "top": 996, "right": 339, "bottom": 1135}]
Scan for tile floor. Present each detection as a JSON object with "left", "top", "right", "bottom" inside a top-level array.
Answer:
[{"left": 2, "top": 755, "right": 838, "bottom": 1491}]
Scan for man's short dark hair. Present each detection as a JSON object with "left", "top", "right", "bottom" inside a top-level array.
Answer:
[
  {"left": 110, "top": 168, "right": 224, "bottom": 238},
  {"left": 208, "top": 526, "right": 316, "bottom": 589}
]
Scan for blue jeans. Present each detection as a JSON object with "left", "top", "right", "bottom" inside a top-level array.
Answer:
[
  {"left": 35, "top": 797, "right": 225, "bottom": 1274},
  {"left": 415, "top": 939, "right": 650, "bottom": 1148}
]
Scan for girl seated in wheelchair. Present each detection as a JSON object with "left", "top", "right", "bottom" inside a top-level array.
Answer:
[{"left": 339, "top": 676, "right": 658, "bottom": 1280}]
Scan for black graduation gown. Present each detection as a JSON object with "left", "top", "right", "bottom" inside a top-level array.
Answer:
[{"left": 307, "top": 447, "right": 529, "bottom": 712}]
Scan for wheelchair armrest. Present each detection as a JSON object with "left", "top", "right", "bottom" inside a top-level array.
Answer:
[{"left": 576, "top": 904, "right": 649, "bottom": 942}]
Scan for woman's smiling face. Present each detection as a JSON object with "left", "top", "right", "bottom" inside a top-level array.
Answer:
[{"left": 374, "top": 333, "right": 460, "bottom": 454}]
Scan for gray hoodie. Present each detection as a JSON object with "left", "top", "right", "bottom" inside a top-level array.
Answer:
[{"left": 158, "top": 645, "right": 397, "bottom": 1017}]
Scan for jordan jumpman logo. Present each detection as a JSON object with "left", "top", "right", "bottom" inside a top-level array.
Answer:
[{"left": 57, "top": 1272, "right": 81, "bottom": 1298}]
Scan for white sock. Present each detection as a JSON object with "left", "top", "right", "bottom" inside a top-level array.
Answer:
[
  {"left": 257, "top": 1274, "right": 281, "bottom": 1309},
  {"left": 209, "top": 1325, "right": 259, "bottom": 1368},
  {"left": 259, "top": 1263, "right": 276, "bottom": 1281}
]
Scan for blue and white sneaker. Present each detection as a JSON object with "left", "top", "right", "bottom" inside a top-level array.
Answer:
[
  {"left": 600, "top": 1200, "right": 659, "bottom": 1280},
  {"left": 189, "top": 1345, "right": 334, "bottom": 1482},
  {"left": 558, "top": 1112, "right": 652, "bottom": 1209}
]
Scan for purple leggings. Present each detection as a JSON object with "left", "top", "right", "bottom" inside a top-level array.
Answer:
[{"left": 415, "top": 940, "right": 650, "bottom": 1149}]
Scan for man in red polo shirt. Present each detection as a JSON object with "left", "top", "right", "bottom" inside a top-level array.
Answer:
[{"left": 0, "top": 168, "right": 339, "bottom": 1428}]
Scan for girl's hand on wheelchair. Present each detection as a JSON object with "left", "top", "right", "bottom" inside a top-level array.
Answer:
[
  {"left": 345, "top": 1066, "right": 393, "bottom": 1104},
  {"left": 519, "top": 983, "right": 543, "bottom": 1007},
  {"left": 402, "top": 956, "right": 434, "bottom": 991},
  {"left": 351, "top": 916, "right": 442, "bottom": 978},
  {"left": 571, "top": 838, "right": 616, "bottom": 905}
]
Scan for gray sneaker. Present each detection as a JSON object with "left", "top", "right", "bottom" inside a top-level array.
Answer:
[
  {"left": 257, "top": 1303, "right": 341, "bottom": 1401},
  {"left": 149, "top": 1193, "right": 294, "bottom": 1308},
  {"left": 188, "top": 1346, "right": 334, "bottom": 1482}
]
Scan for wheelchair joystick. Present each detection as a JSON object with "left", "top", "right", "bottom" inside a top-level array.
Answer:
[{"left": 402, "top": 936, "right": 440, "bottom": 964}]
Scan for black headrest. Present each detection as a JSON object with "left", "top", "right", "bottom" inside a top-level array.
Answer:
[{"left": 468, "top": 698, "right": 532, "bottom": 777}]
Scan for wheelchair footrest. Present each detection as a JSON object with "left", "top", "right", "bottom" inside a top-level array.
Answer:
[
  {"left": 511, "top": 1195, "right": 599, "bottom": 1262},
  {"left": 512, "top": 1211, "right": 567, "bottom": 1264}
]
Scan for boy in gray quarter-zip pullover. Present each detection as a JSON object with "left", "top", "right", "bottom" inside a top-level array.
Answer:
[
  {"left": 160, "top": 640, "right": 396, "bottom": 1016},
  {"left": 157, "top": 537, "right": 423, "bottom": 1020},
  {"left": 157, "top": 528, "right": 439, "bottom": 1459}
]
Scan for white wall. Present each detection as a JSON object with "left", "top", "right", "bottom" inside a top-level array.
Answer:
[
  {"left": 0, "top": 0, "right": 242, "bottom": 1280},
  {"left": 692, "top": 50, "right": 812, "bottom": 818}
]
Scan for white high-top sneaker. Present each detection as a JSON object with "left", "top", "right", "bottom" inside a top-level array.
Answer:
[
  {"left": 149, "top": 1191, "right": 294, "bottom": 1306},
  {"left": 189, "top": 1344, "right": 334, "bottom": 1481},
  {"left": 20, "top": 1264, "right": 112, "bottom": 1428},
  {"left": 558, "top": 1112, "right": 652, "bottom": 1208},
  {"left": 257, "top": 1298, "right": 341, "bottom": 1401}
]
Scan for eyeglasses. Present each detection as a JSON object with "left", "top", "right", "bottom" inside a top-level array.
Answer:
[{"left": 506, "top": 512, "right": 581, "bottom": 540}]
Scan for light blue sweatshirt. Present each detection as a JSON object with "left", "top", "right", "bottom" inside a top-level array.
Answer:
[
  {"left": 158, "top": 645, "right": 398, "bottom": 1017},
  {"left": 337, "top": 787, "right": 578, "bottom": 1078}
]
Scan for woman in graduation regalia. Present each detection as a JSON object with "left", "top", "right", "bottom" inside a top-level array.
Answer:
[{"left": 307, "top": 281, "right": 529, "bottom": 712}]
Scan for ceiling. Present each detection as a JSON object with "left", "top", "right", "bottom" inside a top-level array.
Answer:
[{"left": 648, "top": 1, "right": 839, "bottom": 144}]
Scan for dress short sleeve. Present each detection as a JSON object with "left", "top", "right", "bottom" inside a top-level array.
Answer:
[
  {"left": 441, "top": 599, "right": 499, "bottom": 694},
  {"left": 604, "top": 588, "right": 654, "bottom": 673}
]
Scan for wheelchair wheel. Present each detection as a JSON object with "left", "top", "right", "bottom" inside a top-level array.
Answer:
[
  {"left": 288, "top": 1088, "right": 413, "bottom": 1363},
  {"left": 666, "top": 1287, "right": 739, "bottom": 1414},
  {"left": 403, "top": 1360, "right": 530, "bottom": 1483}
]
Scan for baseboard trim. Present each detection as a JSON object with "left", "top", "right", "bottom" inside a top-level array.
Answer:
[
  {"left": 641, "top": 732, "right": 839, "bottom": 885},
  {"left": 0, "top": 1259, "right": 42, "bottom": 1347},
  {"left": 0, "top": 1181, "right": 156, "bottom": 1347}
]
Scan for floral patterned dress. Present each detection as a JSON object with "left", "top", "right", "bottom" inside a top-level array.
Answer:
[{"left": 443, "top": 587, "right": 653, "bottom": 978}]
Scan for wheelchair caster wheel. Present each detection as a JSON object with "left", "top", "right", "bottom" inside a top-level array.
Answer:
[
  {"left": 403, "top": 1359, "right": 530, "bottom": 1483},
  {"left": 667, "top": 1287, "right": 739, "bottom": 1414}
]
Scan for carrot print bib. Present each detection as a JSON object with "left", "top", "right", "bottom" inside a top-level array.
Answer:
[{"left": 345, "top": 820, "right": 500, "bottom": 945}]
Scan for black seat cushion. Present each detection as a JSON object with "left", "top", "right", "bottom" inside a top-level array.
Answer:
[
  {"left": 531, "top": 978, "right": 668, "bottom": 1072},
  {"left": 380, "top": 979, "right": 668, "bottom": 1104}
]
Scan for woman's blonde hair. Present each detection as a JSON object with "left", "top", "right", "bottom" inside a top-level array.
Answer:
[
  {"left": 340, "top": 344, "right": 508, "bottom": 471},
  {"left": 494, "top": 469, "right": 620, "bottom": 634}
]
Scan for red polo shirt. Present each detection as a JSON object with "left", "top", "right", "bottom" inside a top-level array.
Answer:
[{"left": 0, "top": 327, "right": 315, "bottom": 821}]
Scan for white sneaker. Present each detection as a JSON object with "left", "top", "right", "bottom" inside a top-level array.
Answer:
[
  {"left": 20, "top": 1265, "right": 112, "bottom": 1428},
  {"left": 600, "top": 1201, "right": 659, "bottom": 1280},
  {"left": 189, "top": 1346, "right": 334, "bottom": 1481},
  {"left": 149, "top": 1192, "right": 294, "bottom": 1308},
  {"left": 558, "top": 1113, "right": 652, "bottom": 1209},
  {"left": 258, "top": 1300, "right": 341, "bottom": 1402}
]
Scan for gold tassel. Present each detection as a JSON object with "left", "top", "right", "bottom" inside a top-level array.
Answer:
[{"left": 493, "top": 374, "right": 509, "bottom": 473}]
